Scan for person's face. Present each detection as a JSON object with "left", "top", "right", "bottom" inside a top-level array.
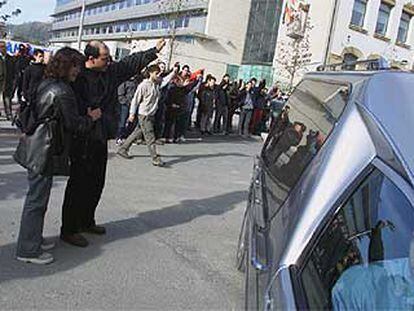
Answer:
[
  {"left": 149, "top": 70, "right": 160, "bottom": 81},
  {"left": 0, "top": 42, "right": 6, "bottom": 56},
  {"left": 158, "top": 63, "right": 166, "bottom": 73},
  {"left": 34, "top": 53, "right": 44, "bottom": 64},
  {"left": 68, "top": 64, "right": 81, "bottom": 82},
  {"left": 246, "top": 82, "right": 252, "bottom": 91},
  {"left": 208, "top": 79, "right": 216, "bottom": 88},
  {"left": 223, "top": 76, "right": 230, "bottom": 84},
  {"left": 251, "top": 80, "right": 256, "bottom": 87},
  {"left": 181, "top": 67, "right": 189, "bottom": 77},
  {"left": 93, "top": 46, "right": 110, "bottom": 70}
]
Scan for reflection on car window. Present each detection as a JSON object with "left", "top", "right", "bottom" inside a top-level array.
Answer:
[
  {"left": 262, "top": 79, "right": 348, "bottom": 216},
  {"left": 300, "top": 170, "right": 414, "bottom": 310}
]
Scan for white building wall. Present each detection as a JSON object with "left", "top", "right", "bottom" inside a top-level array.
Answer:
[{"left": 274, "top": 0, "right": 414, "bottom": 87}]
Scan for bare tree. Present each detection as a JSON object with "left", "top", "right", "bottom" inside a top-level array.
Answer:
[
  {"left": 0, "top": 1, "right": 22, "bottom": 38},
  {"left": 276, "top": 10, "right": 312, "bottom": 89},
  {"left": 157, "top": 0, "right": 189, "bottom": 67}
]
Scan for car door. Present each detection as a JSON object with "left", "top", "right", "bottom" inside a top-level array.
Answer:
[
  {"left": 244, "top": 78, "right": 350, "bottom": 310},
  {"left": 295, "top": 164, "right": 414, "bottom": 310}
]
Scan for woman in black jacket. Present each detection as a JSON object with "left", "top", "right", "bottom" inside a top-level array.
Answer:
[{"left": 15, "top": 47, "right": 102, "bottom": 265}]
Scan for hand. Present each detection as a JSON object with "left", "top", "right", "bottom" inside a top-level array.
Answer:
[
  {"left": 87, "top": 108, "right": 102, "bottom": 121},
  {"left": 128, "top": 114, "right": 135, "bottom": 123},
  {"left": 156, "top": 38, "right": 166, "bottom": 52}
]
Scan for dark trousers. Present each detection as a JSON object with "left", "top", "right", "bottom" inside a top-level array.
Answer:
[
  {"left": 61, "top": 140, "right": 108, "bottom": 235},
  {"left": 238, "top": 109, "right": 253, "bottom": 136},
  {"left": 117, "top": 104, "right": 129, "bottom": 139},
  {"left": 155, "top": 102, "right": 165, "bottom": 139},
  {"left": 17, "top": 171, "right": 53, "bottom": 257},
  {"left": 175, "top": 112, "right": 187, "bottom": 138},
  {"left": 164, "top": 108, "right": 177, "bottom": 140},
  {"left": 2, "top": 91, "right": 13, "bottom": 118}
]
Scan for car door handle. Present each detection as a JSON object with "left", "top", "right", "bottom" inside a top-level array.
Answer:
[{"left": 250, "top": 225, "right": 271, "bottom": 272}]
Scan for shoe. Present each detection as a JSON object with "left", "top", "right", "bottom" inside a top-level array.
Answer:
[
  {"left": 155, "top": 139, "right": 165, "bottom": 145},
  {"left": 115, "top": 138, "right": 124, "bottom": 146},
  {"left": 152, "top": 157, "right": 165, "bottom": 167},
  {"left": 206, "top": 131, "right": 213, "bottom": 136},
  {"left": 84, "top": 225, "right": 106, "bottom": 235},
  {"left": 60, "top": 233, "right": 89, "bottom": 247},
  {"left": 178, "top": 136, "right": 186, "bottom": 143},
  {"left": 166, "top": 138, "right": 174, "bottom": 144},
  {"left": 117, "top": 149, "right": 132, "bottom": 159},
  {"left": 17, "top": 252, "right": 54, "bottom": 265},
  {"left": 41, "top": 241, "right": 56, "bottom": 251}
]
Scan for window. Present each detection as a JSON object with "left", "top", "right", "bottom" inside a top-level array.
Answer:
[
  {"left": 300, "top": 170, "right": 414, "bottom": 310},
  {"left": 151, "top": 20, "right": 158, "bottom": 30},
  {"left": 343, "top": 53, "right": 359, "bottom": 70},
  {"left": 375, "top": 2, "right": 392, "bottom": 36},
  {"left": 262, "top": 80, "right": 349, "bottom": 217},
  {"left": 397, "top": 12, "right": 412, "bottom": 43},
  {"left": 350, "top": 0, "right": 367, "bottom": 27}
]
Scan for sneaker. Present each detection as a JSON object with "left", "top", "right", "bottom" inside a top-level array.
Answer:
[
  {"left": 155, "top": 138, "right": 165, "bottom": 145},
  {"left": 117, "top": 149, "right": 132, "bottom": 159},
  {"left": 178, "top": 136, "right": 186, "bottom": 143},
  {"left": 166, "top": 139, "right": 174, "bottom": 144},
  {"left": 41, "top": 241, "right": 56, "bottom": 251},
  {"left": 83, "top": 225, "right": 106, "bottom": 235},
  {"left": 60, "top": 233, "right": 89, "bottom": 248},
  {"left": 17, "top": 252, "right": 54, "bottom": 265},
  {"left": 115, "top": 138, "right": 124, "bottom": 146},
  {"left": 152, "top": 157, "right": 165, "bottom": 167}
]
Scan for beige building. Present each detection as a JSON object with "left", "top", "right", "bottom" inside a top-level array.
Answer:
[
  {"left": 274, "top": 0, "right": 414, "bottom": 85},
  {"left": 51, "top": 0, "right": 284, "bottom": 82}
]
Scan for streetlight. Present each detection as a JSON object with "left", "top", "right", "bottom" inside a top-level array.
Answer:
[{"left": 77, "top": 0, "right": 86, "bottom": 51}]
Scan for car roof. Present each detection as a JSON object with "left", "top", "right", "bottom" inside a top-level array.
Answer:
[{"left": 305, "top": 70, "right": 414, "bottom": 184}]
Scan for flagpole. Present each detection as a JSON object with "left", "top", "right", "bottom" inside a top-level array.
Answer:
[{"left": 77, "top": 0, "right": 86, "bottom": 51}]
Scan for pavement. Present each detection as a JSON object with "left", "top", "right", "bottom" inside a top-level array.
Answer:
[{"left": 0, "top": 119, "right": 262, "bottom": 310}]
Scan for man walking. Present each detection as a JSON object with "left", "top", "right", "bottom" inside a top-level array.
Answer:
[
  {"left": 60, "top": 39, "right": 165, "bottom": 247},
  {"left": 0, "top": 41, "right": 15, "bottom": 120},
  {"left": 117, "top": 65, "right": 165, "bottom": 166}
]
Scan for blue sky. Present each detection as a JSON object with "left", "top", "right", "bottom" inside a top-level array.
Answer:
[{"left": 2, "top": 0, "right": 56, "bottom": 24}]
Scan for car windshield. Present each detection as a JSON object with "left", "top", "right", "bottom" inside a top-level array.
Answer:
[{"left": 262, "top": 79, "right": 349, "bottom": 218}]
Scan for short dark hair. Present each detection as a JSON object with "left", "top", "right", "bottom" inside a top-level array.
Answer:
[
  {"left": 182, "top": 64, "right": 190, "bottom": 71},
  {"left": 45, "top": 47, "right": 85, "bottom": 81},
  {"left": 33, "top": 49, "right": 44, "bottom": 57},
  {"left": 147, "top": 64, "right": 161, "bottom": 73},
  {"left": 250, "top": 77, "right": 257, "bottom": 83},
  {"left": 84, "top": 41, "right": 106, "bottom": 59},
  {"left": 208, "top": 76, "right": 216, "bottom": 82}
]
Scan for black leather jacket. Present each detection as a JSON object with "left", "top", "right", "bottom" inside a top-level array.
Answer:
[{"left": 33, "top": 79, "right": 94, "bottom": 175}]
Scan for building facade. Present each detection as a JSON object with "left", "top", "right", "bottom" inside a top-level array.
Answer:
[
  {"left": 51, "top": 0, "right": 284, "bottom": 82},
  {"left": 274, "top": 0, "right": 414, "bottom": 86}
]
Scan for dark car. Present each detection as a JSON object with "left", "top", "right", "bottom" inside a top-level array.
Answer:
[{"left": 236, "top": 70, "right": 414, "bottom": 310}]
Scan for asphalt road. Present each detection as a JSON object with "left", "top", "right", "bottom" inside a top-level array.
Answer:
[{"left": 0, "top": 123, "right": 261, "bottom": 310}]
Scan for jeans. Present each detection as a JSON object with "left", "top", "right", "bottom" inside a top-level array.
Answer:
[
  {"left": 213, "top": 105, "right": 228, "bottom": 133},
  {"left": 16, "top": 171, "right": 53, "bottom": 257},
  {"left": 117, "top": 104, "right": 129, "bottom": 139},
  {"left": 238, "top": 109, "right": 253, "bottom": 136}
]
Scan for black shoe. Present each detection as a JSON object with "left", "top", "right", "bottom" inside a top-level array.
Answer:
[
  {"left": 84, "top": 225, "right": 106, "bottom": 235},
  {"left": 60, "top": 233, "right": 89, "bottom": 247}
]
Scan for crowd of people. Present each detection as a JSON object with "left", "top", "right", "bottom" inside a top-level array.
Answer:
[{"left": 4, "top": 37, "right": 290, "bottom": 265}]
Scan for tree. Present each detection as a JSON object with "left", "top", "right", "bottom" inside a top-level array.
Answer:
[
  {"left": 0, "top": 1, "right": 22, "bottom": 38},
  {"left": 276, "top": 11, "right": 313, "bottom": 89}
]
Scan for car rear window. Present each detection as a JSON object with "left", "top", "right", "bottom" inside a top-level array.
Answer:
[{"left": 262, "top": 79, "right": 349, "bottom": 217}]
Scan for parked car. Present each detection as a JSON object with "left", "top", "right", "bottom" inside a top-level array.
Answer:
[{"left": 236, "top": 69, "right": 414, "bottom": 310}]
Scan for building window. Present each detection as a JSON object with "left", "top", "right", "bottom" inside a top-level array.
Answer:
[
  {"left": 351, "top": 0, "right": 367, "bottom": 27},
  {"left": 343, "top": 53, "right": 359, "bottom": 70},
  {"left": 397, "top": 11, "right": 412, "bottom": 43},
  {"left": 151, "top": 20, "right": 158, "bottom": 30},
  {"left": 375, "top": 2, "right": 392, "bottom": 36}
]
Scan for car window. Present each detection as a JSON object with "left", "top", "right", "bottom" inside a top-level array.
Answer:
[
  {"left": 300, "top": 169, "right": 414, "bottom": 310},
  {"left": 262, "top": 79, "right": 348, "bottom": 216}
]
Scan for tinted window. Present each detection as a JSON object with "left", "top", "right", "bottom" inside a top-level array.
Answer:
[
  {"left": 262, "top": 79, "right": 348, "bottom": 217},
  {"left": 300, "top": 170, "right": 414, "bottom": 309}
]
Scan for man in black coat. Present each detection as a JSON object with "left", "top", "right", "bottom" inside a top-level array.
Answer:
[
  {"left": 60, "top": 39, "right": 166, "bottom": 247},
  {"left": 22, "top": 49, "right": 46, "bottom": 105},
  {"left": 0, "top": 41, "right": 16, "bottom": 120}
]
